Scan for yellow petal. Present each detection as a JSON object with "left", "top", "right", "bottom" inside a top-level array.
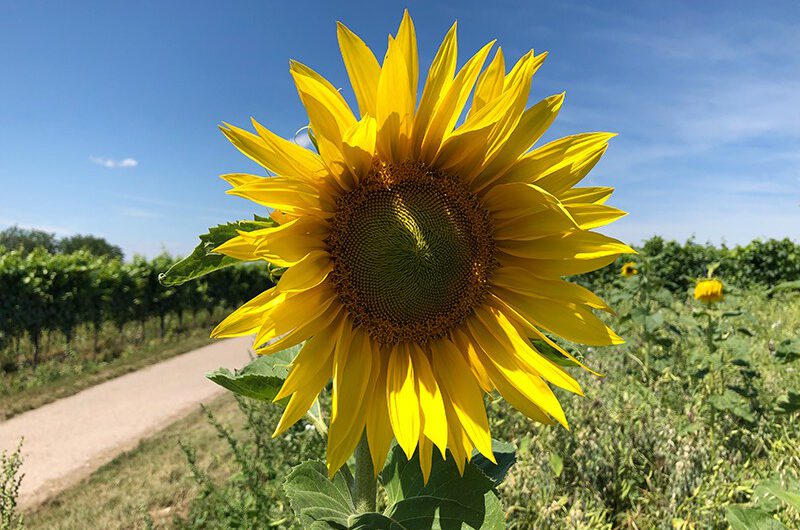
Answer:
[
  {"left": 466, "top": 319, "right": 566, "bottom": 426},
  {"left": 253, "top": 284, "right": 336, "bottom": 348},
  {"left": 566, "top": 203, "right": 628, "bottom": 230},
  {"left": 431, "top": 338, "right": 494, "bottom": 462},
  {"left": 492, "top": 208, "right": 579, "bottom": 241},
  {"left": 337, "top": 22, "right": 381, "bottom": 117},
  {"left": 290, "top": 62, "right": 357, "bottom": 187},
  {"left": 226, "top": 176, "right": 329, "bottom": 217},
  {"left": 376, "top": 35, "right": 414, "bottom": 163},
  {"left": 559, "top": 186, "right": 614, "bottom": 205},
  {"left": 483, "top": 182, "right": 576, "bottom": 224},
  {"left": 494, "top": 132, "right": 616, "bottom": 191},
  {"left": 256, "top": 304, "right": 341, "bottom": 356},
  {"left": 342, "top": 115, "right": 377, "bottom": 181},
  {"left": 411, "top": 22, "right": 457, "bottom": 158},
  {"left": 220, "top": 173, "right": 262, "bottom": 188},
  {"left": 491, "top": 266, "right": 612, "bottom": 312},
  {"left": 450, "top": 329, "right": 494, "bottom": 393},
  {"left": 419, "top": 40, "right": 495, "bottom": 164},
  {"left": 497, "top": 230, "right": 634, "bottom": 261},
  {"left": 387, "top": 344, "right": 421, "bottom": 459},
  {"left": 489, "top": 293, "right": 601, "bottom": 376},
  {"left": 222, "top": 217, "right": 327, "bottom": 267},
  {"left": 395, "top": 9, "right": 419, "bottom": 106},
  {"left": 275, "top": 250, "right": 332, "bottom": 293},
  {"left": 475, "top": 305, "right": 582, "bottom": 395},
  {"left": 409, "top": 344, "right": 448, "bottom": 455},
  {"left": 470, "top": 47, "right": 505, "bottom": 116},
  {"left": 498, "top": 252, "right": 621, "bottom": 277},
  {"left": 471, "top": 93, "right": 564, "bottom": 193},
  {"left": 419, "top": 435, "right": 434, "bottom": 483},
  {"left": 366, "top": 355, "right": 393, "bottom": 476},
  {"left": 327, "top": 324, "right": 374, "bottom": 475},
  {"left": 220, "top": 122, "right": 326, "bottom": 182},
  {"left": 210, "top": 288, "right": 279, "bottom": 338},
  {"left": 273, "top": 325, "right": 337, "bottom": 409},
  {"left": 497, "top": 287, "right": 624, "bottom": 346}
]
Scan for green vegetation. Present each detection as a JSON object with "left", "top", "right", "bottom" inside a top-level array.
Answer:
[
  {"left": 1, "top": 441, "right": 24, "bottom": 530},
  {"left": 0, "top": 245, "right": 274, "bottom": 419},
  {"left": 10, "top": 236, "right": 800, "bottom": 528}
]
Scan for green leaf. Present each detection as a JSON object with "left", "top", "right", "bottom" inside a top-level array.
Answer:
[
  {"left": 374, "top": 444, "right": 506, "bottom": 530},
  {"left": 471, "top": 439, "right": 516, "bottom": 486},
  {"left": 725, "top": 506, "right": 787, "bottom": 530},
  {"left": 548, "top": 452, "right": 564, "bottom": 478},
  {"left": 283, "top": 460, "right": 354, "bottom": 529},
  {"left": 530, "top": 339, "right": 581, "bottom": 368},
  {"left": 159, "top": 216, "right": 277, "bottom": 286},
  {"left": 644, "top": 311, "right": 664, "bottom": 333},
  {"left": 759, "top": 480, "right": 800, "bottom": 511},
  {"left": 774, "top": 392, "right": 800, "bottom": 415},
  {"left": 774, "top": 338, "right": 800, "bottom": 363},
  {"left": 206, "top": 344, "right": 300, "bottom": 401}
]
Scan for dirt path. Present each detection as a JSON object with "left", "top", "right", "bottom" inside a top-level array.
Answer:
[{"left": 0, "top": 337, "right": 253, "bottom": 509}]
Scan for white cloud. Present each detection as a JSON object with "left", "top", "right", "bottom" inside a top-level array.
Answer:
[
  {"left": 288, "top": 128, "right": 314, "bottom": 150},
  {"left": 90, "top": 156, "right": 139, "bottom": 169}
]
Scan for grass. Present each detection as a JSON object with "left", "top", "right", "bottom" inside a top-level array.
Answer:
[{"left": 0, "top": 315, "right": 218, "bottom": 420}]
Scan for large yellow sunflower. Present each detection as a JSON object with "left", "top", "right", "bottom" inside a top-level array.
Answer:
[{"left": 211, "top": 11, "right": 632, "bottom": 480}]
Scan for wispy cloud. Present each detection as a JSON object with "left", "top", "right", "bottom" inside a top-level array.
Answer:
[
  {"left": 90, "top": 156, "right": 139, "bottom": 168},
  {"left": 288, "top": 128, "right": 314, "bottom": 150},
  {"left": 118, "top": 206, "right": 161, "bottom": 219}
]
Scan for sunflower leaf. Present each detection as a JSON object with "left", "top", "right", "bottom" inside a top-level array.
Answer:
[
  {"left": 373, "top": 444, "right": 507, "bottom": 529},
  {"left": 206, "top": 343, "right": 301, "bottom": 402},
  {"left": 283, "top": 460, "right": 355, "bottom": 529},
  {"left": 471, "top": 439, "right": 517, "bottom": 486},
  {"left": 725, "top": 506, "right": 787, "bottom": 530},
  {"left": 159, "top": 215, "right": 277, "bottom": 286}
]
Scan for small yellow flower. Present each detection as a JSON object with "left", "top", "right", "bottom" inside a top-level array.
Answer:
[
  {"left": 211, "top": 11, "right": 631, "bottom": 479},
  {"left": 694, "top": 278, "right": 723, "bottom": 304},
  {"left": 620, "top": 261, "right": 638, "bottom": 277}
]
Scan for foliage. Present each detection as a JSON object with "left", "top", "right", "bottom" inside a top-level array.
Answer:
[
  {"left": 0, "top": 249, "right": 274, "bottom": 368},
  {"left": 1, "top": 440, "right": 24, "bottom": 530},
  {"left": 0, "top": 226, "right": 58, "bottom": 255},
  {"left": 57, "top": 234, "right": 123, "bottom": 260},
  {"left": 578, "top": 236, "right": 800, "bottom": 293}
]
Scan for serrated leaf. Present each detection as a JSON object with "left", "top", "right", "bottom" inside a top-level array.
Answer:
[
  {"left": 378, "top": 445, "right": 506, "bottom": 529},
  {"left": 206, "top": 344, "right": 300, "bottom": 401},
  {"left": 283, "top": 460, "right": 354, "bottom": 528},
  {"left": 725, "top": 506, "right": 787, "bottom": 530},
  {"left": 644, "top": 311, "right": 664, "bottom": 334},
  {"left": 159, "top": 216, "right": 277, "bottom": 286}
]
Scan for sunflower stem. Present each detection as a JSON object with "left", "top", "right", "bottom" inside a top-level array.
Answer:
[{"left": 352, "top": 432, "right": 377, "bottom": 513}]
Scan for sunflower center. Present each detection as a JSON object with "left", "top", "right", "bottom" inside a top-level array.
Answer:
[{"left": 327, "top": 161, "right": 495, "bottom": 345}]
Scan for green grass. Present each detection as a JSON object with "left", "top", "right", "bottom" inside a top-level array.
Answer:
[{"left": 19, "top": 285, "right": 800, "bottom": 528}]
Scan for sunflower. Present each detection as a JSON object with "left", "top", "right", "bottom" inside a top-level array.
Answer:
[
  {"left": 620, "top": 261, "right": 638, "bottom": 277},
  {"left": 694, "top": 278, "right": 723, "bottom": 304},
  {"left": 211, "top": 11, "right": 632, "bottom": 480}
]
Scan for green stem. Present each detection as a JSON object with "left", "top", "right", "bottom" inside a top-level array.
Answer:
[{"left": 352, "top": 432, "right": 377, "bottom": 513}]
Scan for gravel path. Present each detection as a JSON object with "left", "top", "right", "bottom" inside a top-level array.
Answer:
[{"left": 0, "top": 337, "right": 253, "bottom": 509}]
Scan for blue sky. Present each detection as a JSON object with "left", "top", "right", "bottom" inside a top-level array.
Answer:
[{"left": 1, "top": 0, "right": 798, "bottom": 258}]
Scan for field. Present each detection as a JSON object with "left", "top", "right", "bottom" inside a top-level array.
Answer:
[{"left": 13, "top": 251, "right": 800, "bottom": 529}]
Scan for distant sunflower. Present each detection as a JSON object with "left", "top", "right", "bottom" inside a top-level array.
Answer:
[
  {"left": 211, "top": 11, "right": 632, "bottom": 479},
  {"left": 620, "top": 261, "right": 638, "bottom": 277},
  {"left": 695, "top": 278, "right": 723, "bottom": 304}
]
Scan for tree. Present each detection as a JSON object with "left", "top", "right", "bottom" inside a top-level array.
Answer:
[
  {"left": 58, "top": 234, "right": 124, "bottom": 260},
  {"left": 0, "top": 226, "right": 58, "bottom": 254}
]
